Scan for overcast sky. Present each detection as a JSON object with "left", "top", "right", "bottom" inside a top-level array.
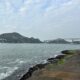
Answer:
[{"left": 0, "top": 0, "right": 80, "bottom": 40}]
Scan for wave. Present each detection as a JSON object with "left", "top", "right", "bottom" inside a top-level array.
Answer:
[
  {"left": 0, "top": 59, "right": 33, "bottom": 80},
  {"left": 0, "top": 55, "right": 61, "bottom": 80},
  {"left": 0, "top": 67, "right": 9, "bottom": 70},
  {"left": 7, "top": 59, "right": 32, "bottom": 65},
  {"left": 0, "top": 67, "right": 18, "bottom": 80},
  {"left": 7, "top": 59, "right": 25, "bottom": 65}
]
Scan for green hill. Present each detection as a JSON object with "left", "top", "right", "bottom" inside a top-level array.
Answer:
[{"left": 0, "top": 32, "right": 42, "bottom": 43}]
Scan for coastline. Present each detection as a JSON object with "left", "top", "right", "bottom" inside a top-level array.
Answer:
[{"left": 20, "top": 49, "right": 80, "bottom": 80}]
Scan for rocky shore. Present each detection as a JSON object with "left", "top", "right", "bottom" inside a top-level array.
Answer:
[{"left": 20, "top": 50, "right": 80, "bottom": 80}]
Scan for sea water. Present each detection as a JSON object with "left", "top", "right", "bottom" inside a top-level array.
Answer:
[{"left": 0, "top": 43, "right": 80, "bottom": 80}]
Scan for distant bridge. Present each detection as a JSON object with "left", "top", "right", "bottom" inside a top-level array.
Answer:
[
  {"left": 44, "top": 38, "right": 80, "bottom": 43},
  {"left": 63, "top": 38, "right": 80, "bottom": 43},
  {"left": 63, "top": 38, "right": 80, "bottom": 40}
]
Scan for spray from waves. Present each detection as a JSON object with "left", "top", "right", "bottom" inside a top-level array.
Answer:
[
  {"left": 0, "top": 59, "right": 33, "bottom": 80},
  {"left": 0, "top": 67, "right": 18, "bottom": 80},
  {"left": 7, "top": 59, "right": 32, "bottom": 65}
]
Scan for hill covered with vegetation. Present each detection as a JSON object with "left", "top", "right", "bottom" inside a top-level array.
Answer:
[{"left": 0, "top": 32, "right": 42, "bottom": 43}]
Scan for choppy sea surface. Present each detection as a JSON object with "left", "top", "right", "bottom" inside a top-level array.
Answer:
[{"left": 0, "top": 43, "right": 80, "bottom": 80}]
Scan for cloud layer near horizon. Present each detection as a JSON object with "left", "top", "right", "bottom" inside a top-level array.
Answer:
[{"left": 0, "top": 0, "right": 80, "bottom": 40}]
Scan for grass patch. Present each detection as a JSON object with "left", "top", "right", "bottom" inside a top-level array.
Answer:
[
  {"left": 57, "top": 59, "right": 65, "bottom": 64},
  {"left": 46, "top": 64, "right": 55, "bottom": 70},
  {"left": 67, "top": 50, "right": 76, "bottom": 54}
]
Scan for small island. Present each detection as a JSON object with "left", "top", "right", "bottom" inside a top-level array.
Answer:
[{"left": 46, "top": 38, "right": 69, "bottom": 44}]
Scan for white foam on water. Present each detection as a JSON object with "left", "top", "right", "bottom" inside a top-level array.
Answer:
[
  {"left": 15, "top": 59, "right": 25, "bottom": 64},
  {"left": 42, "top": 60, "right": 48, "bottom": 64},
  {"left": 54, "top": 54, "right": 58, "bottom": 58},
  {"left": 0, "top": 67, "right": 18, "bottom": 80},
  {"left": 7, "top": 59, "right": 32, "bottom": 65},
  {"left": 0, "top": 67, "right": 9, "bottom": 70},
  {"left": 7, "top": 59, "right": 24, "bottom": 64},
  {"left": 0, "top": 59, "right": 33, "bottom": 80}
]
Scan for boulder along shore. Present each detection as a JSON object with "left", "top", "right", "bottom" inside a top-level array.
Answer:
[{"left": 20, "top": 50, "right": 80, "bottom": 80}]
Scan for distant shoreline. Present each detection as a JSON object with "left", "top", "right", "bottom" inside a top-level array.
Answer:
[{"left": 0, "top": 32, "right": 80, "bottom": 44}]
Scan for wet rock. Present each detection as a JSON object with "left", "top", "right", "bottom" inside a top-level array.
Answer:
[
  {"left": 20, "top": 71, "right": 31, "bottom": 80},
  {"left": 47, "top": 58, "right": 58, "bottom": 63},
  {"left": 61, "top": 50, "right": 69, "bottom": 54},
  {"left": 35, "top": 64, "right": 46, "bottom": 69},
  {"left": 20, "top": 63, "right": 47, "bottom": 80},
  {"left": 55, "top": 55, "right": 65, "bottom": 60}
]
